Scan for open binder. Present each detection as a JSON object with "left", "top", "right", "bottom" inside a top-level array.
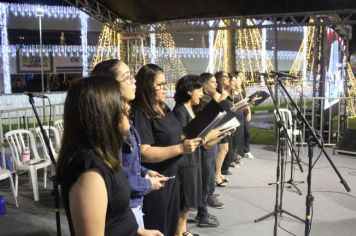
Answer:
[
  {"left": 183, "top": 91, "right": 269, "bottom": 139},
  {"left": 232, "top": 90, "right": 270, "bottom": 112},
  {"left": 183, "top": 99, "right": 239, "bottom": 139}
]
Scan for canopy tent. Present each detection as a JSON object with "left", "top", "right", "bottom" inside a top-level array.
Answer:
[
  {"left": 12, "top": 0, "right": 356, "bottom": 24},
  {"left": 90, "top": 0, "right": 356, "bottom": 24}
]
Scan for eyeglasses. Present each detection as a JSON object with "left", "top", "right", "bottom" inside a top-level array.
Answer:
[
  {"left": 119, "top": 75, "right": 135, "bottom": 85},
  {"left": 154, "top": 82, "right": 168, "bottom": 90}
]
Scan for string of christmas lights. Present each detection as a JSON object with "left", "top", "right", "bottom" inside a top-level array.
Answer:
[
  {"left": 152, "top": 24, "right": 188, "bottom": 84},
  {"left": 9, "top": 3, "right": 80, "bottom": 18},
  {"left": 80, "top": 11, "right": 88, "bottom": 77},
  {"left": 346, "top": 62, "right": 356, "bottom": 118},
  {"left": 6, "top": 44, "right": 300, "bottom": 60},
  {"left": 91, "top": 24, "right": 122, "bottom": 70},
  {"left": 8, "top": 45, "right": 120, "bottom": 57},
  {"left": 289, "top": 23, "right": 315, "bottom": 83},
  {"left": 0, "top": 3, "right": 10, "bottom": 93}
]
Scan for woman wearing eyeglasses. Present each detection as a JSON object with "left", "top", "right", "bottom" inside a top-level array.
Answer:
[
  {"left": 132, "top": 64, "right": 201, "bottom": 236},
  {"left": 91, "top": 60, "right": 165, "bottom": 235}
]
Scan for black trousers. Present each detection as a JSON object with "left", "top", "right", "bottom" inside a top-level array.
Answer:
[
  {"left": 198, "top": 144, "right": 217, "bottom": 216},
  {"left": 233, "top": 111, "right": 251, "bottom": 157}
]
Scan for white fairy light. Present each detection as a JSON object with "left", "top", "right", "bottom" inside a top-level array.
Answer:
[
  {"left": 0, "top": 3, "right": 11, "bottom": 93},
  {"left": 80, "top": 11, "right": 89, "bottom": 77}
]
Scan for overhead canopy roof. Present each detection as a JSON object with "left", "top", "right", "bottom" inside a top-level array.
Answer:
[
  {"left": 96, "top": 0, "right": 356, "bottom": 24},
  {"left": 13, "top": 0, "right": 356, "bottom": 24}
]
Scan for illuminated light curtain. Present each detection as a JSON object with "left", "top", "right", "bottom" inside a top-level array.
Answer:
[
  {"left": 289, "top": 22, "right": 316, "bottom": 84},
  {"left": 80, "top": 11, "right": 89, "bottom": 77},
  {"left": 346, "top": 62, "right": 356, "bottom": 118},
  {"left": 0, "top": 3, "right": 10, "bottom": 93},
  {"left": 206, "top": 29, "right": 215, "bottom": 73},
  {"left": 152, "top": 24, "right": 187, "bottom": 84},
  {"left": 209, "top": 20, "right": 227, "bottom": 72},
  {"left": 91, "top": 24, "right": 122, "bottom": 70},
  {"left": 150, "top": 26, "right": 156, "bottom": 64},
  {"left": 236, "top": 19, "right": 274, "bottom": 84}
]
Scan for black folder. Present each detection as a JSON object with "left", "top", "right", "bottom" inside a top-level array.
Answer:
[
  {"left": 247, "top": 91, "right": 270, "bottom": 106},
  {"left": 183, "top": 99, "right": 227, "bottom": 139},
  {"left": 232, "top": 90, "right": 270, "bottom": 112}
]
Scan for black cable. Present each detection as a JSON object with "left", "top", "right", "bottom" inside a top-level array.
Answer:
[{"left": 277, "top": 216, "right": 298, "bottom": 236}]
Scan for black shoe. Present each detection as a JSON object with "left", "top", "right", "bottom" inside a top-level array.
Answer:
[
  {"left": 195, "top": 212, "right": 218, "bottom": 221},
  {"left": 197, "top": 215, "right": 220, "bottom": 227},
  {"left": 208, "top": 196, "right": 225, "bottom": 209},
  {"left": 187, "top": 216, "right": 199, "bottom": 224},
  {"left": 221, "top": 170, "right": 232, "bottom": 175}
]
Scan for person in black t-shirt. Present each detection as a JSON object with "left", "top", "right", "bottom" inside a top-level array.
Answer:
[
  {"left": 91, "top": 59, "right": 167, "bottom": 228},
  {"left": 56, "top": 76, "right": 162, "bottom": 236},
  {"left": 132, "top": 64, "right": 201, "bottom": 236}
]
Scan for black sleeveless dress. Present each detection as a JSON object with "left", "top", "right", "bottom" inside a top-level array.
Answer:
[{"left": 60, "top": 149, "right": 138, "bottom": 236}]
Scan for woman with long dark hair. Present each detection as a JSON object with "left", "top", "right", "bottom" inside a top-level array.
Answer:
[
  {"left": 56, "top": 76, "right": 162, "bottom": 236},
  {"left": 132, "top": 64, "right": 201, "bottom": 236},
  {"left": 91, "top": 59, "right": 166, "bottom": 228}
]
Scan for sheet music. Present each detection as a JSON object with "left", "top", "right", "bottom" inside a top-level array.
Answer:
[{"left": 197, "top": 111, "right": 226, "bottom": 138}]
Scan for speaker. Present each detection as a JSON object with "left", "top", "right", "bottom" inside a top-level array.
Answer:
[{"left": 335, "top": 129, "right": 356, "bottom": 156}]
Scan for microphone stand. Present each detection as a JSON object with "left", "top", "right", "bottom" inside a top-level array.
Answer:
[
  {"left": 267, "top": 84, "right": 304, "bottom": 195},
  {"left": 275, "top": 75, "right": 351, "bottom": 236},
  {"left": 254, "top": 76, "right": 304, "bottom": 236},
  {"left": 27, "top": 96, "right": 61, "bottom": 236},
  {"left": 284, "top": 84, "right": 305, "bottom": 194}
]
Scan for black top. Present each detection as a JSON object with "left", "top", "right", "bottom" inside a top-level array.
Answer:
[
  {"left": 60, "top": 149, "right": 138, "bottom": 236},
  {"left": 134, "top": 108, "right": 183, "bottom": 173},
  {"left": 173, "top": 104, "right": 201, "bottom": 167}
]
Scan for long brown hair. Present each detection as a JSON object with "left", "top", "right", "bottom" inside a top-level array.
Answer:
[
  {"left": 56, "top": 76, "right": 124, "bottom": 181},
  {"left": 132, "top": 64, "right": 170, "bottom": 117}
]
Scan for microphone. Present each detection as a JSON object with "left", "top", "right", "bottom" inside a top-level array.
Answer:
[
  {"left": 270, "top": 71, "right": 300, "bottom": 80},
  {"left": 23, "top": 91, "right": 48, "bottom": 98},
  {"left": 258, "top": 72, "right": 276, "bottom": 85},
  {"left": 258, "top": 72, "right": 270, "bottom": 77}
]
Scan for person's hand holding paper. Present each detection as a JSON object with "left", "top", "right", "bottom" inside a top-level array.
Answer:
[{"left": 181, "top": 137, "right": 202, "bottom": 154}]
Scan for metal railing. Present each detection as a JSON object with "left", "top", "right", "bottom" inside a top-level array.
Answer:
[{"left": 284, "top": 96, "right": 356, "bottom": 146}]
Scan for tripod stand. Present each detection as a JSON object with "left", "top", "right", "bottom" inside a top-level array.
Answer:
[
  {"left": 269, "top": 118, "right": 304, "bottom": 195},
  {"left": 284, "top": 121, "right": 304, "bottom": 196},
  {"left": 26, "top": 95, "right": 61, "bottom": 236},
  {"left": 271, "top": 72, "right": 351, "bottom": 236},
  {"left": 255, "top": 77, "right": 304, "bottom": 236}
]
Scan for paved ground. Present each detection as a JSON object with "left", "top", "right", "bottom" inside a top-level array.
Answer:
[{"left": 1, "top": 145, "right": 356, "bottom": 236}]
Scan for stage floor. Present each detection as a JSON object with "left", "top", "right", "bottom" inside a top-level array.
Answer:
[{"left": 1, "top": 145, "right": 356, "bottom": 236}]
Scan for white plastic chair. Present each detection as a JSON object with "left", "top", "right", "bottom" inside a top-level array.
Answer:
[
  {"left": 5, "top": 129, "right": 52, "bottom": 201},
  {"left": 54, "top": 119, "right": 64, "bottom": 138},
  {"left": 274, "top": 108, "right": 302, "bottom": 153},
  {"left": 0, "top": 167, "right": 18, "bottom": 207},
  {"left": 34, "top": 126, "right": 61, "bottom": 161}
]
